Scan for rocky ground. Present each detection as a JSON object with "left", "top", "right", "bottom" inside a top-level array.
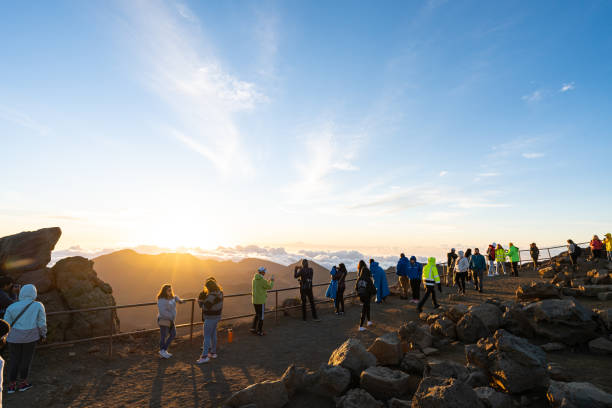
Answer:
[{"left": 4, "top": 263, "right": 612, "bottom": 408}]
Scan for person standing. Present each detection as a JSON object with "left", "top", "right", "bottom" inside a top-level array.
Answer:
[
  {"left": 325, "top": 265, "right": 338, "bottom": 309},
  {"left": 294, "top": 259, "right": 319, "bottom": 321},
  {"left": 454, "top": 251, "right": 469, "bottom": 294},
  {"left": 530, "top": 243, "right": 540, "bottom": 269},
  {"left": 396, "top": 254, "right": 410, "bottom": 300},
  {"left": 334, "top": 264, "right": 347, "bottom": 315},
  {"left": 369, "top": 259, "right": 390, "bottom": 304},
  {"left": 464, "top": 248, "right": 473, "bottom": 287},
  {"left": 196, "top": 278, "right": 223, "bottom": 364},
  {"left": 356, "top": 260, "right": 376, "bottom": 331},
  {"left": 406, "top": 256, "right": 423, "bottom": 303},
  {"left": 506, "top": 243, "right": 520, "bottom": 277},
  {"left": 417, "top": 257, "right": 442, "bottom": 313},
  {"left": 567, "top": 239, "right": 579, "bottom": 269},
  {"left": 0, "top": 276, "right": 15, "bottom": 319},
  {"left": 487, "top": 243, "right": 496, "bottom": 277},
  {"left": 446, "top": 248, "right": 458, "bottom": 285},
  {"left": 590, "top": 235, "right": 604, "bottom": 259},
  {"left": 495, "top": 244, "right": 506, "bottom": 276},
  {"left": 0, "top": 318, "right": 9, "bottom": 403},
  {"left": 604, "top": 233, "right": 612, "bottom": 262},
  {"left": 469, "top": 248, "right": 486, "bottom": 293},
  {"left": 157, "top": 284, "right": 184, "bottom": 359},
  {"left": 4, "top": 284, "right": 46, "bottom": 393},
  {"left": 251, "top": 267, "right": 274, "bottom": 335}
]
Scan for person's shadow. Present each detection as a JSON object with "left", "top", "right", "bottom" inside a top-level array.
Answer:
[{"left": 149, "top": 358, "right": 168, "bottom": 407}]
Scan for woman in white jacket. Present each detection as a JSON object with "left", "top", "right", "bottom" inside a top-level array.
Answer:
[
  {"left": 4, "top": 284, "right": 47, "bottom": 393},
  {"left": 157, "top": 284, "right": 184, "bottom": 359},
  {"left": 454, "top": 251, "right": 469, "bottom": 295}
]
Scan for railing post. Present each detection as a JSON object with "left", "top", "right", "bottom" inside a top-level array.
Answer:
[
  {"left": 275, "top": 291, "right": 278, "bottom": 323},
  {"left": 109, "top": 309, "right": 113, "bottom": 357},
  {"left": 189, "top": 299, "right": 195, "bottom": 345},
  {"left": 519, "top": 250, "right": 522, "bottom": 266},
  {"left": 547, "top": 248, "right": 552, "bottom": 264}
]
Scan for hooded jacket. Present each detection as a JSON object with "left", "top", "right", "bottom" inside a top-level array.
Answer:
[
  {"left": 406, "top": 256, "right": 423, "bottom": 280},
  {"left": 506, "top": 245, "right": 520, "bottom": 262},
  {"left": 487, "top": 245, "right": 496, "bottom": 261},
  {"left": 4, "top": 284, "right": 47, "bottom": 343},
  {"left": 469, "top": 253, "right": 487, "bottom": 271},
  {"left": 422, "top": 258, "right": 440, "bottom": 286},
  {"left": 252, "top": 272, "right": 274, "bottom": 305},
  {"left": 370, "top": 261, "right": 390, "bottom": 302},
  {"left": 591, "top": 238, "right": 603, "bottom": 250},
  {"left": 604, "top": 234, "right": 612, "bottom": 251},
  {"left": 396, "top": 256, "right": 409, "bottom": 277},
  {"left": 325, "top": 266, "right": 338, "bottom": 299},
  {"left": 157, "top": 295, "right": 183, "bottom": 322},
  {"left": 495, "top": 247, "right": 506, "bottom": 262},
  {"left": 530, "top": 245, "right": 540, "bottom": 259},
  {"left": 198, "top": 289, "right": 223, "bottom": 320},
  {"left": 455, "top": 252, "right": 470, "bottom": 273}
]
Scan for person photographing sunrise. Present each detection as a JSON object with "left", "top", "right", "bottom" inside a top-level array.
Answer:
[
  {"left": 251, "top": 267, "right": 274, "bottom": 336},
  {"left": 294, "top": 259, "right": 320, "bottom": 322}
]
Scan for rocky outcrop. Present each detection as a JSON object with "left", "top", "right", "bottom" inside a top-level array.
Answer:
[
  {"left": 516, "top": 281, "right": 561, "bottom": 301},
  {"left": 328, "top": 338, "right": 377, "bottom": 379},
  {"left": 224, "top": 380, "right": 289, "bottom": 408},
  {"left": 468, "top": 304, "right": 502, "bottom": 332},
  {"left": 0, "top": 228, "right": 119, "bottom": 342},
  {"left": 430, "top": 316, "right": 457, "bottom": 339},
  {"left": 368, "top": 332, "right": 401, "bottom": 366},
  {"left": 0, "top": 227, "right": 61, "bottom": 275},
  {"left": 360, "top": 366, "right": 413, "bottom": 400},
  {"left": 456, "top": 313, "right": 489, "bottom": 344},
  {"left": 399, "top": 321, "right": 433, "bottom": 350},
  {"left": 399, "top": 351, "right": 426, "bottom": 375},
  {"left": 547, "top": 380, "right": 612, "bottom": 408},
  {"left": 412, "top": 376, "right": 485, "bottom": 408}
]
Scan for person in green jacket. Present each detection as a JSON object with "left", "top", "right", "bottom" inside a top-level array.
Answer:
[
  {"left": 506, "top": 243, "right": 520, "bottom": 277},
  {"left": 494, "top": 244, "right": 506, "bottom": 276},
  {"left": 416, "top": 257, "right": 442, "bottom": 313},
  {"left": 251, "top": 267, "right": 274, "bottom": 336}
]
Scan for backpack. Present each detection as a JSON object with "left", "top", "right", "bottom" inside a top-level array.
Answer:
[
  {"left": 357, "top": 279, "right": 369, "bottom": 296},
  {"left": 574, "top": 245, "right": 582, "bottom": 256}
]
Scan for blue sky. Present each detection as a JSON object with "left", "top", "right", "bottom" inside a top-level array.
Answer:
[{"left": 1, "top": 0, "right": 611, "bottom": 262}]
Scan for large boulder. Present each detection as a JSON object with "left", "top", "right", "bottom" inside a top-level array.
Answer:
[
  {"left": 0, "top": 227, "right": 61, "bottom": 275},
  {"left": 473, "top": 387, "right": 512, "bottom": 408},
  {"left": 547, "top": 380, "right": 612, "bottom": 408},
  {"left": 522, "top": 298, "right": 598, "bottom": 345},
  {"left": 588, "top": 337, "right": 612, "bottom": 354},
  {"left": 335, "top": 388, "right": 383, "bottom": 408},
  {"left": 280, "top": 364, "right": 307, "bottom": 398},
  {"left": 456, "top": 313, "right": 489, "bottom": 344},
  {"left": 399, "top": 351, "right": 426, "bottom": 376},
  {"left": 446, "top": 304, "right": 469, "bottom": 323},
  {"left": 51, "top": 257, "right": 119, "bottom": 340},
  {"left": 501, "top": 305, "right": 535, "bottom": 338},
  {"left": 328, "top": 338, "right": 376, "bottom": 378},
  {"left": 430, "top": 316, "right": 457, "bottom": 339},
  {"left": 224, "top": 380, "right": 289, "bottom": 408},
  {"left": 38, "top": 289, "right": 70, "bottom": 342},
  {"left": 368, "top": 332, "right": 402, "bottom": 366},
  {"left": 16, "top": 268, "right": 54, "bottom": 294},
  {"left": 468, "top": 304, "right": 503, "bottom": 332},
  {"left": 423, "top": 360, "right": 469, "bottom": 382},
  {"left": 538, "top": 266, "right": 557, "bottom": 279},
  {"left": 399, "top": 321, "right": 433, "bottom": 350},
  {"left": 360, "top": 366, "right": 413, "bottom": 400},
  {"left": 412, "top": 376, "right": 485, "bottom": 408},
  {"left": 307, "top": 364, "right": 351, "bottom": 398},
  {"left": 516, "top": 281, "right": 561, "bottom": 301}
]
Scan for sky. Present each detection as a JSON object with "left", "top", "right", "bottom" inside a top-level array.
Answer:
[{"left": 1, "top": 0, "right": 611, "bottom": 266}]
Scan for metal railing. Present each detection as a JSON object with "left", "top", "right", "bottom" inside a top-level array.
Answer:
[{"left": 39, "top": 240, "right": 591, "bottom": 355}]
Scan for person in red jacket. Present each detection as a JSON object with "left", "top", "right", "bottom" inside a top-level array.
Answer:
[
  {"left": 487, "top": 244, "right": 496, "bottom": 277},
  {"left": 590, "top": 235, "right": 604, "bottom": 259}
]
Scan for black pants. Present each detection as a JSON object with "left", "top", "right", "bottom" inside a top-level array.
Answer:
[
  {"left": 570, "top": 253, "right": 578, "bottom": 265},
  {"left": 410, "top": 279, "right": 421, "bottom": 300},
  {"left": 456, "top": 272, "right": 467, "bottom": 293},
  {"left": 252, "top": 304, "right": 264, "bottom": 333},
  {"left": 8, "top": 341, "right": 36, "bottom": 382},
  {"left": 335, "top": 288, "right": 345, "bottom": 313},
  {"left": 300, "top": 288, "right": 318, "bottom": 320},
  {"left": 510, "top": 261, "right": 519, "bottom": 277},
  {"left": 359, "top": 295, "right": 371, "bottom": 326},
  {"left": 417, "top": 285, "right": 438, "bottom": 309},
  {"left": 531, "top": 256, "right": 538, "bottom": 268},
  {"left": 593, "top": 249, "right": 603, "bottom": 259},
  {"left": 473, "top": 269, "right": 484, "bottom": 291}
]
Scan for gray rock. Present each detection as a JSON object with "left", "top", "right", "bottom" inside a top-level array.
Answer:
[
  {"left": 422, "top": 347, "right": 438, "bottom": 356},
  {"left": 547, "top": 380, "right": 612, "bottom": 408},
  {"left": 308, "top": 364, "right": 351, "bottom": 398},
  {"left": 465, "top": 368, "right": 489, "bottom": 388},
  {"left": 430, "top": 316, "right": 457, "bottom": 339},
  {"left": 579, "top": 284, "right": 612, "bottom": 297},
  {"left": 595, "top": 308, "right": 612, "bottom": 330},
  {"left": 515, "top": 281, "right": 561, "bottom": 301},
  {"left": 541, "top": 342, "right": 566, "bottom": 352},
  {"left": 225, "top": 380, "right": 288, "bottom": 408},
  {"left": 473, "top": 386, "right": 512, "bottom": 408},
  {"left": 446, "top": 304, "right": 469, "bottom": 323},
  {"left": 280, "top": 364, "right": 308, "bottom": 398},
  {"left": 501, "top": 305, "right": 535, "bottom": 338},
  {"left": 399, "top": 351, "right": 426, "bottom": 375},
  {"left": 335, "top": 388, "right": 383, "bottom": 408},
  {"left": 423, "top": 360, "right": 469, "bottom": 382},
  {"left": 399, "top": 321, "right": 433, "bottom": 350},
  {"left": 547, "top": 362, "right": 572, "bottom": 382},
  {"left": 388, "top": 398, "right": 412, "bottom": 408},
  {"left": 588, "top": 337, "right": 612, "bottom": 354},
  {"left": 469, "top": 304, "right": 503, "bottom": 331},
  {"left": 412, "top": 376, "right": 485, "bottom": 408},
  {"left": 538, "top": 266, "right": 556, "bottom": 279},
  {"left": 38, "top": 290, "right": 70, "bottom": 343},
  {"left": 456, "top": 313, "right": 489, "bottom": 344},
  {"left": 368, "top": 332, "right": 402, "bottom": 366},
  {"left": 0, "top": 227, "right": 61, "bottom": 275},
  {"left": 328, "top": 338, "right": 376, "bottom": 378},
  {"left": 597, "top": 291, "right": 612, "bottom": 300},
  {"left": 360, "top": 366, "right": 413, "bottom": 400},
  {"left": 16, "top": 268, "right": 54, "bottom": 293}
]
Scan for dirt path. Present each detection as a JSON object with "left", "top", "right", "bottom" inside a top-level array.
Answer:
[{"left": 5, "top": 269, "right": 612, "bottom": 407}]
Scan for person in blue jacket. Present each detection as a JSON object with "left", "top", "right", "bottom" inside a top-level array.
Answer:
[
  {"left": 369, "top": 259, "right": 390, "bottom": 304},
  {"left": 396, "top": 254, "right": 410, "bottom": 300},
  {"left": 405, "top": 256, "right": 423, "bottom": 303}
]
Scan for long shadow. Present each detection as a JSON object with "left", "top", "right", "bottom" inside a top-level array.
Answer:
[
  {"left": 196, "top": 361, "right": 232, "bottom": 406},
  {"left": 149, "top": 358, "right": 168, "bottom": 408},
  {"left": 189, "top": 364, "right": 201, "bottom": 407}
]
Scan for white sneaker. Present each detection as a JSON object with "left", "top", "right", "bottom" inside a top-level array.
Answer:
[
  {"left": 159, "top": 350, "right": 170, "bottom": 359},
  {"left": 164, "top": 350, "right": 172, "bottom": 357},
  {"left": 358, "top": 326, "right": 366, "bottom": 331},
  {"left": 196, "top": 356, "right": 210, "bottom": 364},
  {"left": 208, "top": 353, "right": 218, "bottom": 359},
  {"left": 367, "top": 321, "right": 373, "bottom": 326}
]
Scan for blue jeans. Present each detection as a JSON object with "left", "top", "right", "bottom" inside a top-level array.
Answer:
[
  {"left": 159, "top": 325, "right": 176, "bottom": 351},
  {"left": 608, "top": 251, "right": 612, "bottom": 261},
  {"left": 203, "top": 317, "right": 220, "bottom": 356}
]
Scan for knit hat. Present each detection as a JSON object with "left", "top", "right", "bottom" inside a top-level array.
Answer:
[{"left": 257, "top": 267, "right": 267, "bottom": 274}]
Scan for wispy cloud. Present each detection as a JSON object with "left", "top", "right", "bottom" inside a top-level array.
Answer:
[
  {"left": 560, "top": 82, "right": 575, "bottom": 92},
  {"left": 118, "top": 1, "right": 265, "bottom": 174},
  {"left": 0, "top": 105, "right": 49, "bottom": 135},
  {"left": 522, "top": 152, "right": 545, "bottom": 159},
  {"left": 439, "top": 170, "right": 448, "bottom": 177},
  {"left": 522, "top": 90, "right": 542, "bottom": 103}
]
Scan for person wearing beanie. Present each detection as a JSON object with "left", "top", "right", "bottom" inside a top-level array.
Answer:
[
  {"left": 396, "top": 254, "right": 410, "bottom": 300},
  {"left": 251, "top": 267, "right": 274, "bottom": 336},
  {"left": 0, "top": 318, "right": 10, "bottom": 405}
]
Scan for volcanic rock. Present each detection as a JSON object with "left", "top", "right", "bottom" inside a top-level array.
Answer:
[
  {"left": 360, "top": 366, "right": 413, "bottom": 400},
  {"left": 225, "top": 379, "right": 288, "bottom": 408},
  {"left": 547, "top": 380, "right": 612, "bottom": 408},
  {"left": 335, "top": 388, "right": 383, "bottom": 408},
  {"left": 0, "top": 227, "right": 61, "bottom": 275},
  {"left": 456, "top": 313, "right": 489, "bottom": 344},
  {"left": 473, "top": 387, "right": 512, "bottom": 408},
  {"left": 368, "top": 332, "right": 402, "bottom": 366},
  {"left": 516, "top": 281, "right": 561, "bottom": 301},
  {"left": 412, "top": 376, "right": 485, "bottom": 408},
  {"left": 328, "top": 338, "right": 376, "bottom": 378},
  {"left": 399, "top": 321, "right": 433, "bottom": 350}
]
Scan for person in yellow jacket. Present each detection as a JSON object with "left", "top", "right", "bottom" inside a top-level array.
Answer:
[
  {"left": 416, "top": 257, "right": 442, "bottom": 313},
  {"left": 250, "top": 267, "right": 274, "bottom": 336},
  {"left": 604, "top": 233, "right": 612, "bottom": 262},
  {"left": 494, "top": 244, "right": 506, "bottom": 276},
  {"left": 506, "top": 243, "right": 520, "bottom": 277}
]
